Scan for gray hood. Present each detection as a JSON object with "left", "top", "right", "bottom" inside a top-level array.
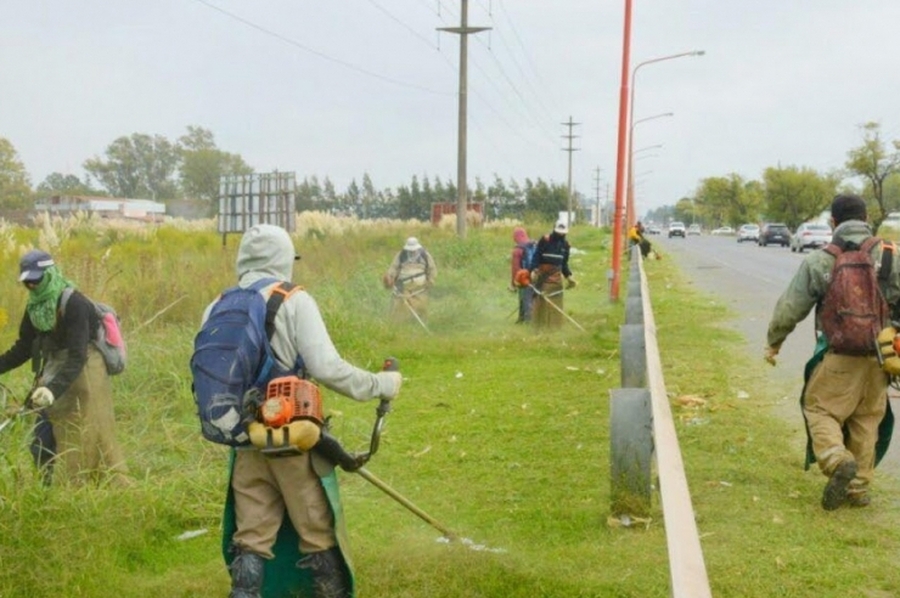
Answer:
[
  {"left": 236, "top": 224, "right": 295, "bottom": 283},
  {"left": 832, "top": 219, "right": 873, "bottom": 246}
]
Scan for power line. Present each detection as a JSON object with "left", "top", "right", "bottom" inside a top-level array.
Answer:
[{"left": 192, "top": 0, "right": 453, "bottom": 96}]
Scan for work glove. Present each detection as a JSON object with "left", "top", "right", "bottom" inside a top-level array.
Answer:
[
  {"left": 30, "top": 386, "right": 54, "bottom": 408},
  {"left": 764, "top": 345, "right": 779, "bottom": 366},
  {"left": 379, "top": 371, "right": 403, "bottom": 400},
  {"left": 566, "top": 277, "right": 577, "bottom": 289},
  {"left": 382, "top": 274, "right": 394, "bottom": 290},
  {"left": 530, "top": 270, "right": 538, "bottom": 283}
]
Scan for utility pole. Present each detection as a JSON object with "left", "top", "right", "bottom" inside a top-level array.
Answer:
[
  {"left": 593, "top": 166, "right": 603, "bottom": 227},
  {"left": 561, "top": 116, "right": 580, "bottom": 225},
  {"left": 438, "top": 0, "right": 490, "bottom": 239}
]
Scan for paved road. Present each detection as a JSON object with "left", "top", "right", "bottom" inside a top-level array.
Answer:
[{"left": 651, "top": 232, "right": 900, "bottom": 479}]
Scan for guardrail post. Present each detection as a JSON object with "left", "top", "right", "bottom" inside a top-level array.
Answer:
[
  {"left": 609, "top": 388, "right": 652, "bottom": 515},
  {"left": 611, "top": 245, "right": 652, "bottom": 515},
  {"left": 620, "top": 324, "right": 646, "bottom": 388}
]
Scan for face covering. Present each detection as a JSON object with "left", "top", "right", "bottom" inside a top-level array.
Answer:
[{"left": 26, "top": 266, "right": 74, "bottom": 332}]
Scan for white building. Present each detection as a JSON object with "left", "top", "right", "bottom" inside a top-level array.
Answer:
[{"left": 34, "top": 196, "right": 167, "bottom": 221}]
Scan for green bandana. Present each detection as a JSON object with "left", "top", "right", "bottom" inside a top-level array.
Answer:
[{"left": 26, "top": 266, "right": 75, "bottom": 332}]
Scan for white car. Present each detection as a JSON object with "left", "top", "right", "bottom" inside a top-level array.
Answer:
[
  {"left": 711, "top": 226, "right": 734, "bottom": 236},
  {"left": 737, "top": 223, "right": 760, "bottom": 243},
  {"left": 668, "top": 221, "right": 686, "bottom": 238},
  {"left": 687, "top": 224, "right": 702, "bottom": 236},
  {"left": 790, "top": 222, "right": 832, "bottom": 253}
]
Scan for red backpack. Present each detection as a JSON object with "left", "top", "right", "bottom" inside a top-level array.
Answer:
[{"left": 819, "top": 237, "right": 890, "bottom": 354}]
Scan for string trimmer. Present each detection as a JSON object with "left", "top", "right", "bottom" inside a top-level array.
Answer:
[
  {"left": 528, "top": 283, "right": 586, "bottom": 331},
  {"left": 251, "top": 357, "right": 459, "bottom": 541},
  {"left": 391, "top": 288, "right": 431, "bottom": 333},
  {"left": 317, "top": 358, "right": 458, "bottom": 540}
]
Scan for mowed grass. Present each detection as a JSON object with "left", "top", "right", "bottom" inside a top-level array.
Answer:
[{"left": 0, "top": 216, "right": 898, "bottom": 597}]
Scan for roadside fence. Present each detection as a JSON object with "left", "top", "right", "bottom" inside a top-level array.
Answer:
[{"left": 609, "top": 246, "right": 712, "bottom": 598}]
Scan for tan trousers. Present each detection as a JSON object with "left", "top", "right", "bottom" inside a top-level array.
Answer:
[
  {"left": 391, "top": 285, "right": 429, "bottom": 323},
  {"left": 46, "top": 348, "right": 129, "bottom": 486},
  {"left": 533, "top": 279, "right": 564, "bottom": 329},
  {"left": 804, "top": 352, "right": 887, "bottom": 492},
  {"left": 232, "top": 449, "right": 336, "bottom": 558}
]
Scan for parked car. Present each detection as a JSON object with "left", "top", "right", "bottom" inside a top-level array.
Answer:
[
  {"left": 737, "top": 223, "right": 760, "bottom": 243},
  {"left": 687, "top": 224, "right": 702, "bottom": 236},
  {"left": 758, "top": 223, "right": 791, "bottom": 247},
  {"left": 668, "top": 221, "right": 686, "bottom": 238},
  {"left": 711, "top": 226, "right": 734, "bottom": 235},
  {"left": 790, "top": 222, "right": 832, "bottom": 253}
]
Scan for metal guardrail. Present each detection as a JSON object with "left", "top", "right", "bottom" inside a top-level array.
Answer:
[{"left": 610, "top": 247, "right": 712, "bottom": 598}]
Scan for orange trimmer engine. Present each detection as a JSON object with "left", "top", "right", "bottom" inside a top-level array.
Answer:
[{"left": 260, "top": 376, "right": 325, "bottom": 428}]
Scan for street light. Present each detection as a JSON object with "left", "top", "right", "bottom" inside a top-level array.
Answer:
[
  {"left": 626, "top": 50, "right": 704, "bottom": 229},
  {"left": 627, "top": 113, "right": 672, "bottom": 228}
]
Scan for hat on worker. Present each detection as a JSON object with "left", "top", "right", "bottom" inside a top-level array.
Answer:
[
  {"left": 404, "top": 237, "right": 422, "bottom": 251},
  {"left": 554, "top": 221, "right": 568, "bottom": 234},
  {"left": 18, "top": 250, "right": 54, "bottom": 282}
]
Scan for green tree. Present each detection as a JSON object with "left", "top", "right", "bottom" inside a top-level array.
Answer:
[
  {"left": 524, "top": 178, "right": 567, "bottom": 221},
  {"left": 178, "top": 126, "right": 252, "bottom": 204},
  {"left": 361, "top": 173, "right": 377, "bottom": 218},
  {"left": 0, "top": 138, "right": 32, "bottom": 209},
  {"left": 673, "top": 196, "right": 696, "bottom": 224},
  {"left": 35, "top": 172, "right": 104, "bottom": 197},
  {"left": 845, "top": 121, "right": 900, "bottom": 229},
  {"left": 83, "top": 133, "right": 179, "bottom": 200},
  {"left": 296, "top": 175, "right": 322, "bottom": 212},
  {"left": 762, "top": 165, "right": 838, "bottom": 228},
  {"left": 692, "top": 174, "right": 753, "bottom": 227}
]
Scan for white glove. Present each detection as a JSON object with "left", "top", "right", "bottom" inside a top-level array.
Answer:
[
  {"left": 379, "top": 371, "right": 403, "bottom": 400},
  {"left": 30, "top": 387, "right": 54, "bottom": 408}
]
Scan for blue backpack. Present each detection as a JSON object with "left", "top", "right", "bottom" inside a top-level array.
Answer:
[
  {"left": 520, "top": 241, "right": 538, "bottom": 271},
  {"left": 190, "top": 278, "right": 302, "bottom": 446}
]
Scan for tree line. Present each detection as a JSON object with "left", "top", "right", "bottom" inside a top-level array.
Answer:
[
  {"left": 0, "top": 125, "right": 577, "bottom": 222},
  {"left": 645, "top": 122, "right": 900, "bottom": 231}
]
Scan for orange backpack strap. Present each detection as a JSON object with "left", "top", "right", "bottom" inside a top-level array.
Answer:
[{"left": 265, "top": 282, "right": 302, "bottom": 339}]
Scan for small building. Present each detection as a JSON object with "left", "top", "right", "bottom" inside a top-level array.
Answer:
[{"left": 34, "top": 196, "right": 167, "bottom": 221}]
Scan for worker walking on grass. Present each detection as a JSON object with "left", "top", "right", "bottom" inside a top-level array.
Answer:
[
  {"left": 765, "top": 194, "right": 900, "bottom": 510},
  {"left": 510, "top": 227, "right": 535, "bottom": 323},
  {"left": 383, "top": 236, "right": 437, "bottom": 325},
  {"left": 0, "top": 249, "right": 129, "bottom": 486},
  {"left": 531, "top": 221, "right": 577, "bottom": 329},
  {"left": 202, "top": 224, "right": 402, "bottom": 598}
]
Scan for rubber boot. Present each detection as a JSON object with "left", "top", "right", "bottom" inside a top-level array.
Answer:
[
  {"left": 229, "top": 549, "right": 265, "bottom": 598},
  {"left": 297, "top": 547, "right": 351, "bottom": 598}
]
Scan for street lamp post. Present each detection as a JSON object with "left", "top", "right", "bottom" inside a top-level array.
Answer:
[
  {"left": 626, "top": 50, "right": 704, "bottom": 230},
  {"left": 626, "top": 112, "right": 673, "bottom": 233}
]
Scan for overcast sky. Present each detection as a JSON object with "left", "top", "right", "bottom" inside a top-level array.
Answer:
[{"left": 3, "top": 1, "right": 900, "bottom": 216}]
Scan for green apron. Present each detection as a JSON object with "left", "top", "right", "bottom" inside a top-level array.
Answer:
[
  {"left": 221, "top": 450, "right": 355, "bottom": 598},
  {"left": 800, "top": 334, "right": 894, "bottom": 470}
]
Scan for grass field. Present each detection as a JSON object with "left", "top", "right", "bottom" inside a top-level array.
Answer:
[{"left": 0, "top": 213, "right": 898, "bottom": 597}]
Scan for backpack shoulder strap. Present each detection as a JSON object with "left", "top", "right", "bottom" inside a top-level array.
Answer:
[
  {"left": 265, "top": 281, "right": 301, "bottom": 340},
  {"left": 878, "top": 239, "right": 894, "bottom": 282},
  {"left": 823, "top": 242, "right": 843, "bottom": 259},
  {"left": 59, "top": 287, "right": 75, "bottom": 317}
]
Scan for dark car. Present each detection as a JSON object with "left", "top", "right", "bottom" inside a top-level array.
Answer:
[{"left": 758, "top": 223, "right": 791, "bottom": 247}]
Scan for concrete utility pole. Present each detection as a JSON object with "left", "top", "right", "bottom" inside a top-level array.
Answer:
[
  {"left": 438, "top": 0, "right": 490, "bottom": 239},
  {"left": 561, "top": 116, "right": 581, "bottom": 225}
]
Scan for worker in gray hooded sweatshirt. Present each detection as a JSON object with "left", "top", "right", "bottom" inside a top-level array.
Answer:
[{"left": 206, "top": 224, "right": 402, "bottom": 598}]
